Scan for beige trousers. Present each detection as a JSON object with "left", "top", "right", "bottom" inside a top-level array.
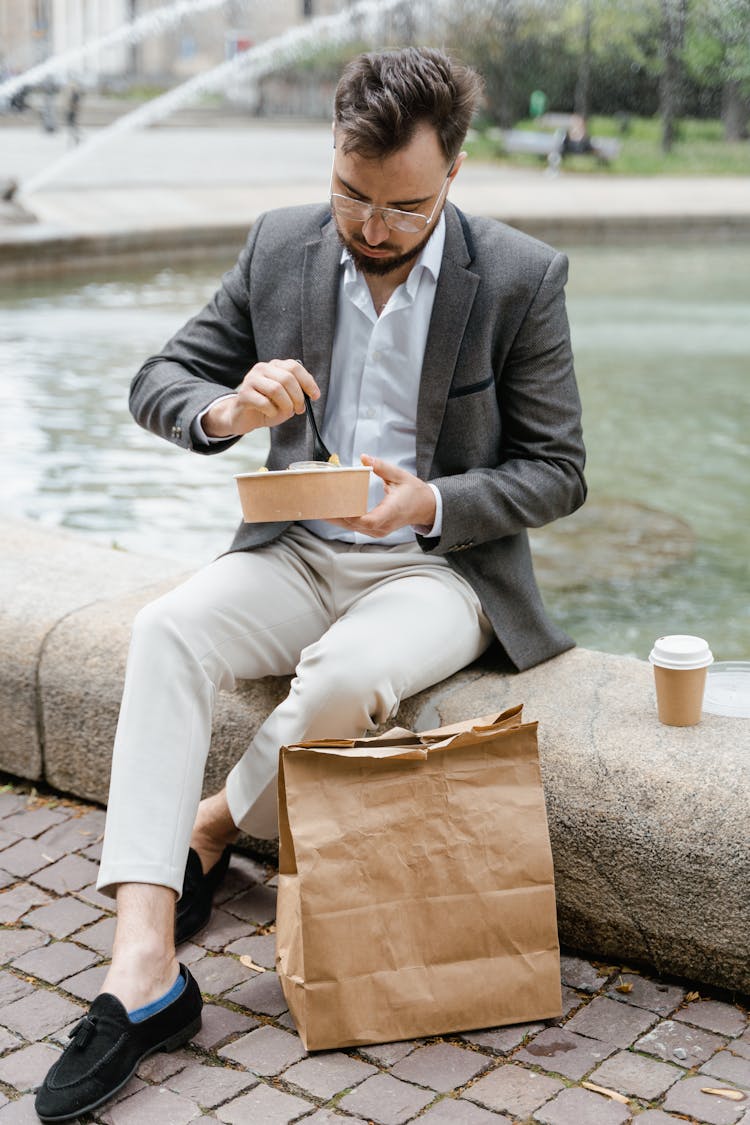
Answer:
[{"left": 97, "top": 525, "right": 493, "bottom": 897}]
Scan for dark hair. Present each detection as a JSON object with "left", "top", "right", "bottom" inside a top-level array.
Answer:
[{"left": 333, "top": 46, "right": 483, "bottom": 163}]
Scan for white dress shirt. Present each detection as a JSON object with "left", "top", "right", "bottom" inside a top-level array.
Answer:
[{"left": 196, "top": 212, "right": 446, "bottom": 546}]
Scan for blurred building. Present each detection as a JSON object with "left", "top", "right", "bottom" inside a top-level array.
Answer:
[{"left": 0, "top": 0, "right": 348, "bottom": 86}]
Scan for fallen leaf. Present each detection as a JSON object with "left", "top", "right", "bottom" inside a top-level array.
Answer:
[
  {"left": 239, "top": 955, "right": 267, "bottom": 973},
  {"left": 581, "top": 1082, "right": 630, "bottom": 1105},
  {"left": 615, "top": 978, "right": 634, "bottom": 994},
  {"left": 701, "top": 1088, "right": 746, "bottom": 1102},
  {"left": 685, "top": 990, "right": 701, "bottom": 1002}
]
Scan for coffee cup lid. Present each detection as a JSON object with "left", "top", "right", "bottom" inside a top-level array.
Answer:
[{"left": 649, "top": 634, "right": 714, "bottom": 671}]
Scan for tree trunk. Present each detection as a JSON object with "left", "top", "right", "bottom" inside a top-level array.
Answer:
[
  {"left": 574, "top": 0, "right": 593, "bottom": 120},
  {"left": 660, "top": 0, "right": 687, "bottom": 154},
  {"left": 722, "top": 79, "right": 750, "bottom": 141}
]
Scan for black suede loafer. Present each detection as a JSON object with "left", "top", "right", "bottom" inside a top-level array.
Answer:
[
  {"left": 175, "top": 845, "right": 232, "bottom": 945},
  {"left": 35, "top": 963, "right": 202, "bottom": 1123}
]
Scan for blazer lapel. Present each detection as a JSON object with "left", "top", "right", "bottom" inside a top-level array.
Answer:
[
  {"left": 301, "top": 216, "right": 341, "bottom": 408},
  {"left": 416, "top": 204, "right": 480, "bottom": 478}
]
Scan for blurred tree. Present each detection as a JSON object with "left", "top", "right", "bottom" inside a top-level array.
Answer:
[
  {"left": 684, "top": 0, "right": 750, "bottom": 139},
  {"left": 659, "top": 0, "right": 688, "bottom": 152}
]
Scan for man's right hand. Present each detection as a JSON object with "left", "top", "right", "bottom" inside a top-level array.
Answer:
[{"left": 202, "top": 359, "right": 319, "bottom": 438}]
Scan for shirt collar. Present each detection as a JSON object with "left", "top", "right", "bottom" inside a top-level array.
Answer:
[{"left": 340, "top": 210, "right": 446, "bottom": 291}]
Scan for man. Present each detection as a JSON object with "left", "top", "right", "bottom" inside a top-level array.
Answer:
[{"left": 37, "top": 46, "right": 585, "bottom": 1122}]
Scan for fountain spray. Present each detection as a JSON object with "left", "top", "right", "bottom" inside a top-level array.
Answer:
[{"left": 20, "top": 0, "right": 421, "bottom": 200}]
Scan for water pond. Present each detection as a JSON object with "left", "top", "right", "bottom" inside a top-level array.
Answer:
[{"left": 1, "top": 241, "right": 748, "bottom": 661}]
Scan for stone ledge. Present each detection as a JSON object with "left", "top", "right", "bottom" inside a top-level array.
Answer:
[{"left": 2, "top": 518, "right": 748, "bottom": 994}]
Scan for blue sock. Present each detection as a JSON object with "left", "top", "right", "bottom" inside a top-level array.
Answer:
[{"left": 128, "top": 971, "right": 185, "bottom": 1024}]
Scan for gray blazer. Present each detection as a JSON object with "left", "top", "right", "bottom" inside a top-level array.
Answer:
[{"left": 131, "top": 201, "right": 586, "bottom": 671}]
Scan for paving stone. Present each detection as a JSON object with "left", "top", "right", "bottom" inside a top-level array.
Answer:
[
  {"left": 75, "top": 882, "right": 114, "bottom": 911},
  {"left": 636, "top": 1018, "right": 729, "bottom": 1065},
  {"left": 190, "top": 953, "right": 254, "bottom": 996},
  {"left": 73, "top": 914, "right": 116, "bottom": 954},
  {"left": 560, "top": 986, "right": 584, "bottom": 1018},
  {"left": 700, "top": 1050, "right": 750, "bottom": 1089},
  {"left": 0, "top": 884, "right": 52, "bottom": 923},
  {"left": 0, "top": 929, "right": 49, "bottom": 965},
  {"left": 0, "top": 872, "right": 15, "bottom": 891},
  {"left": 0, "top": 1093, "right": 41, "bottom": 1123},
  {"left": 559, "top": 954, "right": 610, "bottom": 993},
  {"left": 190, "top": 1003, "right": 258, "bottom": 1050},
  {"left": 674, "top": 999, "right": 748, "bottom": 1038},
  {"left": 136, "top": 1049, "right": 192, "bottom": 1082},
  {"left": 13, "top": 939, "right": 100, "bottom": 984},
  {"left": 82, "top": 841, "right": 104, "bottom": 861},
  {"left": 533, "top": 1085, "right": 632, "bottom": 1125},
  {"left": 732, "top": 1031, "right": 750, "bottom": 1062},
  {"left": 1, "top": 807, "right": 70, "bottom": 839},
  {"left": 0, "top": 970, "right": 34, "bottom": 1005},
  {"left": 59, "top": 962, "right": 108, "bottom": 1002},
  {"left": 29, "top": 854, "right": 99, "bottom": 893},
  {"left": 216, "top": 1082, "right": 314, "bottom": 1124},
  {"left": 197, "top": 909, "right": 251, "bottom": 952},
  {"left": 22, "top": 896, "right": 102, "bottom": 939},
  {"left": 515, "top": 1026, "right": 617, "bottom": 1080},
  {"left": 174, "top": 940, "right": 207, "bottom": 965},
  {"left": 0, "top": 838, "right": 64, "bottom": 878},
  {"left": 0, "top": 828, "right": 20, "bottom": 852},
  {"left": 225, "top": 970, "right": 287, "bottom": 1016},
  {"left": 282, "top": 1051, "right": 377, "bottom": 1099},
  {"left": 391, "top": 1042, "right": 490, "bottom": 1092},
  {"left": 589, "top": 1048, "right": 684, "bottom": 1099},
  {"left": 564, "top": 995, "right": 658, "bottom": 1046},
  {"left": 0, "top": 1042, "right": 61, "bottom": 1091},
  {"left": 337, "top": 1071, "right": 434, "bottom": 1125},
  {"left": 0, "top": 794, "right": 26, "bottom": 819},
  {"left": 225, "top": 931, "right": 277, "bottom": 969},
  {"left": 215, "top": 854, "right": 269, "bottom": 903},
  {"left": 166, "top": 1060, "right": 257, "bottom": 1107},
  {"left": 0, "top": 1028, "right": 22, "bottom": 1053},
  {"left": 218, "top": 1024, "right": 307, "bottom": 1075},
  {"left": 301, "top": 1111, "right": 371, "bottom": 1125},
  {"left": 632, "top": 1113, "right": 687, "bottom": 1125},
  {"left": 217, "top": 1084, "right": 314, "bottom": 1120},
  {"left": 1, "top": 989, "right": 84, "bottom": 1039},
  {"left": 462, "top": 1023, "right": 546, "bottom": 1054},
  {"left": 464, "top": 1063, "right": 564, "bottom": 1116},
  {"left": 221, "top": 883, "right": 277, "bottom": 926},
  {"left": 417, "top": 1098, "right": 512, "bottom": 1124},
  {"left": 357, "top": 1040, "right": 420, "bottom": 1066},
  {"left": 35, "top": 810, "right": 105, "bottom": 855},
  {"left": 99, "top": 1085, "right": 202, "bottom": 1124},
  {"left": 606, "top": 974, "right": 685, "bottom": 1016},
  {"left": 663, "top": 1075, "right": 748, "bottom": 1124}
]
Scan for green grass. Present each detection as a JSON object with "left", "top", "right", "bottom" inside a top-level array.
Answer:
[{"left": 466, "top": 114, "right": 750, "bottom": 176}]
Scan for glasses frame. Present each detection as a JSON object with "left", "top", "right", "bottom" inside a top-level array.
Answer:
[{"left": 329, "top": 157, "right": 455, "bottom": 234}]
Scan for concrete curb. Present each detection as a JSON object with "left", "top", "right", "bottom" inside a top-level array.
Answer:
[
  {"left": 2, "top": 517, "right": 749, "bottom": 994},
  {"left": 3, "top": 212, "right": 750, "bottom": 281}
]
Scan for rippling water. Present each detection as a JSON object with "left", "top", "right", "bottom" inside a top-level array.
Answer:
[{"left": 1, "top": 242, "right": 748, "bottom": 661}]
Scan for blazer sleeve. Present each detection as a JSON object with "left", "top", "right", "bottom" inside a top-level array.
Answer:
[
  {"left": 421, "top": 251, "right": 586, "bottom": 554},
  {"left": 128, "top": 216, "right": 266, "bottom": 455}
]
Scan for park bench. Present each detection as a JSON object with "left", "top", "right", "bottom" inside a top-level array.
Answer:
[{"left": 500, "top": 127, "right": 621, "bottom": 168}]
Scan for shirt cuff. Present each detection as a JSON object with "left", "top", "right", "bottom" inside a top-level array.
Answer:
[
  {"left": 191, "top": 394, "right": 240, "bottom": 445},
  {"left": 412, "top": 482, "right": 443, "bottom": 538}
]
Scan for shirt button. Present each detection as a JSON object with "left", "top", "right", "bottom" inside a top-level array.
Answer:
[
  {"left": 366, "top": 408, "right": 376, "bottom": 419},
  {"left": 372, "top": 351, "right": 381, "bottom": 360}
]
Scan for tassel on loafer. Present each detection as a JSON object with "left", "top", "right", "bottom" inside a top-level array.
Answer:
[
  {"left": 175, "top": 845, "right": 232, "bottom": 946},
  {"left": 35, "top": 963, "right": 202, "bottom": 1123}
]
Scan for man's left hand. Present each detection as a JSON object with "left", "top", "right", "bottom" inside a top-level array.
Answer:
[{"left": 328, "top": 455, "right": 436, "bottom": 538}]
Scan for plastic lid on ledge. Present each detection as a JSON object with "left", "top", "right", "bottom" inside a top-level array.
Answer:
[{"left": 703, "top": 662, "right": 750, "bottom": 718}]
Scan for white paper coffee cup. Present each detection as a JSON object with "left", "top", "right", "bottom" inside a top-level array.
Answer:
[{"left": 649, "top": 635, "right": 713, "bottom": 726}]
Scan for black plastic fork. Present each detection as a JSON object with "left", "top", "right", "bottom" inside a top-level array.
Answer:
[{"left": 303, "top": 393, "right": 333, "bottom": 462}]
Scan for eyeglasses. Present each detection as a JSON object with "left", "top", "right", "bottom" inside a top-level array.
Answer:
[{"left": 330, "top": 161, "right": 454, "bottom": 234}]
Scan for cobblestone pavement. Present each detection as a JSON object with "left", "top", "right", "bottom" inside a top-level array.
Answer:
[{"left": 0, "top": 782, "right": 748, "bottom": 1125}]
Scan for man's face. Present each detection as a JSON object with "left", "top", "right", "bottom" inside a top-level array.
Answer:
[{"left": 330, "top": 124, "right": 463, "bottom": 277}]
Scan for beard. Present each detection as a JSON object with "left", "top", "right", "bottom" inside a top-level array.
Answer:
[{"left": 333, "top": 216, "right": 433, "bottom": 276}]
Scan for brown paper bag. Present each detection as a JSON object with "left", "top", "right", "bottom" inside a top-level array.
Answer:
[{"left": 275, "top": 705, "right": 561, "bottom": 1050}]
